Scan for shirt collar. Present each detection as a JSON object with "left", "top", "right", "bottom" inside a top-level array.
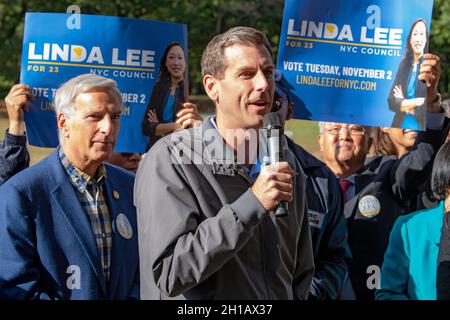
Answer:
[
  {"left": 209, "top": 116, "right": 219, "bottom": 130},
  {"left": 241, "top": 157, "right": 263, "bottom": 182},
  {"left": 208, "top": 115, "right": 265, "bottom": 178},
  {"left": 338, "top": 174, "right": 355, "bottom": 184},
  {"left": 59, "top": 149, "right": 106, "bottom": 193}
]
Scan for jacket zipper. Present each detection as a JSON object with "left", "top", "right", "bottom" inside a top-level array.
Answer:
[{"left": 236, "top": 169, "right": 272, "bottom": 299}]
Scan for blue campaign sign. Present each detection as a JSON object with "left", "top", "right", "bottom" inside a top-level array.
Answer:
[
  {"left": 20, "top": 13, "right": 187, "bottom": 152},
  {"left": 277, "top": 0, "right": 434, "bottom": 130}
]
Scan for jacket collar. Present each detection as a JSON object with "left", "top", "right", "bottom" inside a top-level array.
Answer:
[
  {"left": 172, "top": 116, "right": 300, "bottom": 179},
  {"left": 201, "top": 116, "right": 252, "bottom": 176},
  {"left": 200, "top": 116, "right": 298, "bottom": 176},
  {"left": 47, "top": 147, "right": 108, "bottom": 297},
  {"left": 203, "top": 116, "right": 236, "bottom": 172},
  {"left": 59, "top": 148, "right": 106, "bottom": 193}
]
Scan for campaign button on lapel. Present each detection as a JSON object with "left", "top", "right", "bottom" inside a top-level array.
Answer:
[
  {"left": 358, "top": 195, "right": 381, "bottom": 218},
  {"left": 115, "top": 213, "right": 133, "bottom": 239}
]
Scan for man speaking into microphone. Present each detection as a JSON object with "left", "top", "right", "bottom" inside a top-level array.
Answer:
[{"left": 134, "top": 26, "right": 314, "bottom": 300}]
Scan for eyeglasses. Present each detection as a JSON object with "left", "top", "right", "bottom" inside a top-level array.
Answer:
[{"left": 325, "top": 125, "right": 365, "bottom": 136}]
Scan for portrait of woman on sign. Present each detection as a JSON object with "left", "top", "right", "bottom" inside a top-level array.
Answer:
[
  {"left": 388, "top": 19, "right": 429, "bottom": 131},
  {"left": 141, "top": 42, "right": 201, "bottom": 151}
]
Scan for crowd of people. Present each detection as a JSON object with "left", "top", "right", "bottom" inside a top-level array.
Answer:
[{"left": 0, "top": 25, "right": 449, "bottom": 300}]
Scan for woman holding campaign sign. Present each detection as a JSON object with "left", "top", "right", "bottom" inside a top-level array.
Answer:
[
  {"left": 388, "top": 19, "right": 429, "bottom": 131},
  {"left": 141, "top": 42, "right": 202, "bottom": 150}
]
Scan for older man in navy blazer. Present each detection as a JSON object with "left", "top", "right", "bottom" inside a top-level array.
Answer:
[{"left": 0, "top": 74, "right": 139, "bottom": 300}]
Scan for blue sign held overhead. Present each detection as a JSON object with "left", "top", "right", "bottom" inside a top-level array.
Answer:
[
  {"left": 20, "top": 13, "right": 187, "bottom": 152},
  {"left": 277, "top": 0, "right": 435, "bottom": 130}
]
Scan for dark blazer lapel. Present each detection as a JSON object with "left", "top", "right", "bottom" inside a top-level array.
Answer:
[
  {"left": 344, "top": 193, "right": 359, "bottom": 220},
  {"left": 354, "top": 170, "right": 374, "bottom": 194},
  {"left": 344, "top": 171, "right": 373, "bottom": 220},
  {"left": 47, "top": 150, "right": 107, "bottom": 296},
  {"left": 103, "top": 175, "right": 127, "bottom": 298}
]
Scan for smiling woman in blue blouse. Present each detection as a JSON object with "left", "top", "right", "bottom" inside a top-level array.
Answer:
[
  {"left": 376, "top": 141, "right": 450, "bottom": 300},
  {"left": 141, "top": 42, "right": 202, "bottom": 150},
  {"left": 388, "top": 19, "right": 429, "bottom": 131}
]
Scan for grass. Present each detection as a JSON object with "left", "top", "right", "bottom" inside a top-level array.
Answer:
[
  {"left": 0, "top": 96, "right": 322, "bottom": 167},
  {"left": 285, "top": 119, "right": 321, "bottom": 158}
]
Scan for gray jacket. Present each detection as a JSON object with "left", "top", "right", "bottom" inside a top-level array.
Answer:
[{"left": 134, "top": 117, "right": 314, "bottom": 300}]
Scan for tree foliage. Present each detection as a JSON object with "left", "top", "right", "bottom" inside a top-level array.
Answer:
[
  {"left": 0, "top": 0, "right": 448, "bottom": 98},
  {"left": 431, "top": 0, "right": 450, "bottom": 96}
]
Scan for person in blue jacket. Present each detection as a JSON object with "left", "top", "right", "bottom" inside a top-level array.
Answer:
[
  {"left": 0, "top": 84, "right": 31, "bottom": 185},
  {"left": 376, "top": 141, "right": 450, "bottom": 300},
  {"left": 0, "top": 74, "right": 139, "bottom": 300},
  {"left": 274, "top": 71, "right": 351, "bottom": 300}
]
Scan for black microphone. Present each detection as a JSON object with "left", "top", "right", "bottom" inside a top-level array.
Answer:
[{"left": 263, "top": 112, "right": 288, "bottom": 217}]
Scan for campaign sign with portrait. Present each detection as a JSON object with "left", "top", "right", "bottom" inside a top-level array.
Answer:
[
  {"left": 277, "top": 0, "right": 434, "bottom": 130},
  {"left": 20, "top": 13, "right": 187, "bottom": 151}
]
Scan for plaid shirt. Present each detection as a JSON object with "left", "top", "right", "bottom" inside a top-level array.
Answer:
[{"left": 59, "top": 150, "right": 112, "bottom": 282}]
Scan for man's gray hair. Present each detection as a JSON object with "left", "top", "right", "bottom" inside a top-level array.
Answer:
[
  {"left": 201, "top": 26, "right": 273, "bottom": 80},
  {"left": 318, "top": 121, "right": 372, "bottom": 136},
  {"left": 54, "top": 74, "right": 123, "bottom": 143}
]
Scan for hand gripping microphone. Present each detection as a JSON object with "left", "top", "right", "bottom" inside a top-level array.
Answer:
[{"left": 263, "top": 112, "right": 288, "bottom": 217}]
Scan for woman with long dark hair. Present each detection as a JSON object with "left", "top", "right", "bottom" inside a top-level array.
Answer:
[
  {"left": 370, "top": 127, "right": 417, "bottom": 159},
  {"left": 388, "top": 19, "right": 429, "bottom": 131},
  {"left": 376, "top": 142, "right": 450, "bottom": 300},
  {"left": 142, "top": 42, "right": 201, "bottom": 150}
]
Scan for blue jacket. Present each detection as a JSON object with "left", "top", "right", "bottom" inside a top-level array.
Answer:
[
  {"left": 287, "top": 138, "right": 351, "bottom": 300},
  {"left": 0, "top": 131, "right": 29, "bottom": 185},
  {"left": 376, "top": 201, "right": 444, "bottom": 300},
  {"left": 0, "top": 149, "right": 139, "bottom": 300}
]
